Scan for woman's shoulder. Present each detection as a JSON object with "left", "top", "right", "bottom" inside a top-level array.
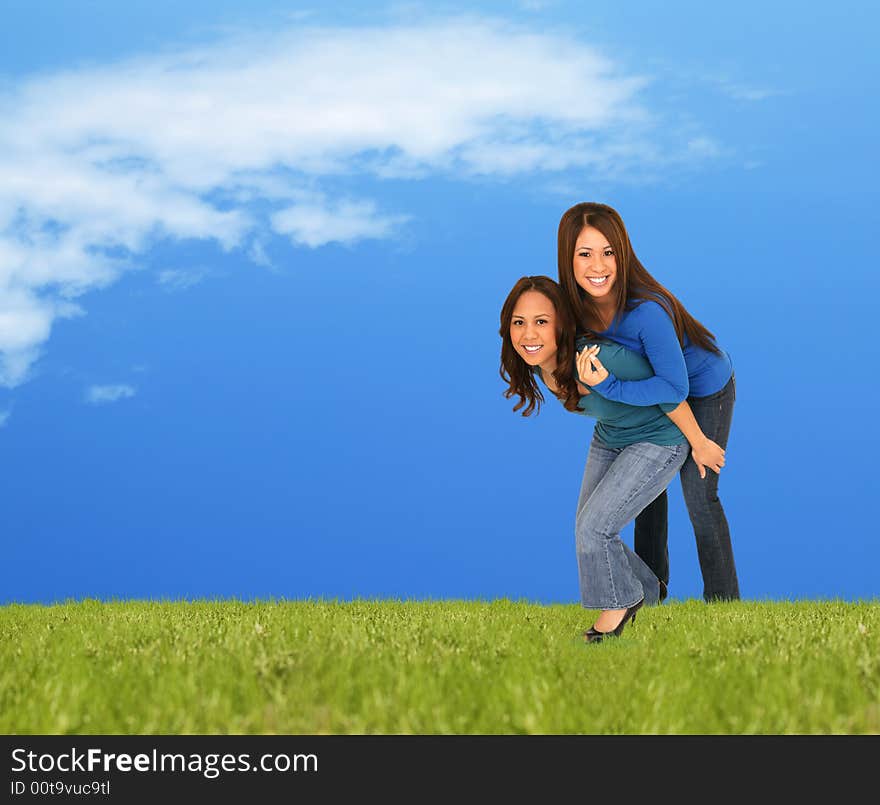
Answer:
[
  {"left": 626, "top": 296, "right": 668, "bottom": 317},
  {"left": 624, "top": 296, "right": 674, "bottom": 329},
  {"left": 575, "top": 333, "right": 623, "bottom": 353},
  {"left": 579, "top": 334, "right": 653, "bottom": 380},
  {"left": 575, "top": 335, "right": 638, "bottom": 370}
]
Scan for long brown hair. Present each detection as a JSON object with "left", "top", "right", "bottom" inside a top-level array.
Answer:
[
  {"left": 499, "top": 276, "right": 582, "bottom": 416},
  {"left": 557, "top": 202, "right": 721, "bottom": 354}
]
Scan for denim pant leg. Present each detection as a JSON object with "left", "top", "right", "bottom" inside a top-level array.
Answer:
[
  {"left": 680, "top": 373, "right": 740, "bottom": 601},
  {"left": 575, "top": 435, "right": 689, "bottom": 610},
  {"left": 634, "top": 490, "right": 669, "bottom": 586}
]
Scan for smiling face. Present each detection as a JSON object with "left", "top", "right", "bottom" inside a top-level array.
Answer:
[
  {"left": 573, "top": 225, "right": 617, "bottom": 305},
  {"left": 509, "top": 290, "right": 559, "bottom": 370}
]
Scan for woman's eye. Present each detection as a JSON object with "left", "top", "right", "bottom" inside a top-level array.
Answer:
[
  {"left": 512, "top": 320, "right": 523, "bottom": 326},
  {"left": 604, "top": 250, "right": 614, "bottom": 257},
  {"left": 536, "top": 319, "right": 548, "bottom": 325}
]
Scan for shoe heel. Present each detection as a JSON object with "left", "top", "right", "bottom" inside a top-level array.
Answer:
[
  {"left": 586, "top": 597, "right": 645, "bottom": 644},
  {"left": 611, "top": 598, "right": 644, "bottom": 637}
]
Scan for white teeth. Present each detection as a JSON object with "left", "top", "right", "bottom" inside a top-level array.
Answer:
[
  {"left": 587, "top": 276, "right": 608, "bottom": 286},
  {"left": 522, "top": 345, "right": 542, "bottom": 353}
]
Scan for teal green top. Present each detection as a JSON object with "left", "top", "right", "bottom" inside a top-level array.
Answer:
[{"left": 538, "top": 337, "right": 686, "bottom": 448}]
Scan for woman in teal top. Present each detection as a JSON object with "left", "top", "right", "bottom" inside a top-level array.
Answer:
[{"left": 499, "top": 275, "right": 724, "bottom": 642}]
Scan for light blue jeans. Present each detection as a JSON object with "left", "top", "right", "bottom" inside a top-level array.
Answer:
[{"left": 576, "top": 434, "right": 690, "bottom": 610}]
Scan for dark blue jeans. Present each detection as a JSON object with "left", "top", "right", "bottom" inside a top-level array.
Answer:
[{"left": 634, "top": 373, "right": 740, "bottom": 601}]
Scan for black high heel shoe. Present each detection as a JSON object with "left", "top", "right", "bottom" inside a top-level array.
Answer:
[{"left": 582, "top": 597, "right": 644, "bottom": 644}]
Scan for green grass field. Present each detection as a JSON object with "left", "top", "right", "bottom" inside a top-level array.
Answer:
[{"left": 2, "top": 598, "right": 878, "bottom": 734}]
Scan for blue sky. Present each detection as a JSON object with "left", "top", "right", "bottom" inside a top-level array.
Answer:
[{"left": 2, "top": 1, "right": 878, "bottom": 604}]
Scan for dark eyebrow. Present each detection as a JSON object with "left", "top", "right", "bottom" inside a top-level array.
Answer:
[
  {"left": 511, "top": 312, "right": 553, "bottom": 319},
  {"left": 576, "top": 244, "right": 612, "bottom": 250}
]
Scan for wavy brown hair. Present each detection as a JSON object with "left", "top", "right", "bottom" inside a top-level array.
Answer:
[
  {"left": 499, "top": 276, "right": 582, "bottom": 416},
  {"left": 557, "top": 202, "right": 721, "bottom": 354}
]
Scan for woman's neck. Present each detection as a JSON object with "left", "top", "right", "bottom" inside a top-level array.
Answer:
[
  {"left": 592, "top": 299, "right": 617, "bottom": 330},
  {"left": 538, "top": 356, "right": 558, "bottom": 377},
  {"left": 599, "top": 299, "right": 617, "bottom": 330}
]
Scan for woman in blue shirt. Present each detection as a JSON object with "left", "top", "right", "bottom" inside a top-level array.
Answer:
[
  {"left": 499, "top": 275, "right": 724, "bottom": 641},
  {"left": 557, "top": 202, "right": 739, "bottom": 602}
]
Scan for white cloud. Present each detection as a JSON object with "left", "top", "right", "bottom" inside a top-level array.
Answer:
[
  {"left": 271, "top": 196, "right": 409, "bottom": 248},
  {"left": 158, "top": 267, "right": 210, "bottom": 292},
  {"left": 711, "top": 77, "right": 783, "bottom": 102},
  {"left": 86, "top": 384, "right": 137, "bottom": 404},
  {"left": 728, "top": 87, "right": 779, "bottom": 102},
  {"left": 0, "top": 409, "right": 11, "bottom": 427},
  {"left": 0, "top": 16, "right": 717, "bottom": 387},
  {"left": 687, "top": 137, "right": 722, "bottom": 158}
]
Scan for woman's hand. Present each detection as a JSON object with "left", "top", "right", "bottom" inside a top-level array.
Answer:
[
  {"left": 690, "top": 437, "right": 725, "bottom": 479},
  {"left": 576, "top": 345, "right": 609, "bottom": 387}
]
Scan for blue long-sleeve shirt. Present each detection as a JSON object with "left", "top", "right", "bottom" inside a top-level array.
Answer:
[{"left": 588, "top": 299, "right": 733, "bottom": 405}]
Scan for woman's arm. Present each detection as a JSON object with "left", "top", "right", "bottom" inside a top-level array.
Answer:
[
  {"left": 581, "top": 301, "right": 689, "bottom": 405},
  {"left": 664, "top": 401, "right": 725, "bottom": 478}
]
